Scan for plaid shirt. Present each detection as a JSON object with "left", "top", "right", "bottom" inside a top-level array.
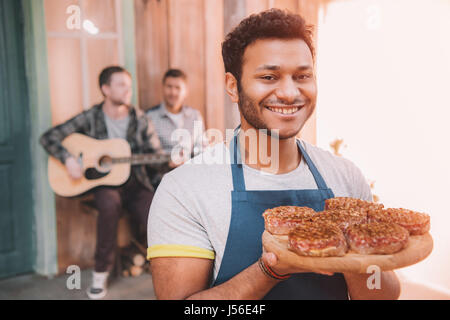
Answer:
[
  {"left": 40, "top": 103, "right": 170, "bottom": 192},
  {"left": 146, "top": 103, "right": 205, "bottom": 157}
]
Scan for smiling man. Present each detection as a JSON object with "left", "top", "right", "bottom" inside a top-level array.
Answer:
[
  {"left": 147, "top": 69, "right": 205, "bottom": 161},
  {"left": 147, "top": 9, "right": 401, "bottom": 300}
]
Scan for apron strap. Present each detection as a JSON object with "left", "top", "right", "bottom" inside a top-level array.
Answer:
[
  {"left": 229, "top": 125, "right": 329, "bottom": 191},
  {"left": 231, "top": 125, "right": 242, "bottom": 166},
  {"left": 296, "top": 140, "right": 329, "bottom": 190},
  {"left": 230, "top": 125, "right": 246, "bottom": 191}
]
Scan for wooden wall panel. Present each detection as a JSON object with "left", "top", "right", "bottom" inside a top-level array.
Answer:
[
  {"left": 223, "top": 0, "right": 247, "bottom": 130},
  {"left": 44, "top": 0, "right": 78, "bottom": 33},
  {"left": 47, "top": 38, "right": 83, "bottom": 125},
  {"left": 295, "top": 0, "right": 322, "bottom": 145},
  {"left": 134, "top": 0, "right": 169, "bottom": 110},
  {"left": 56, "top": 195, "right": 132, "bottom": 274},
  {"left": 246, "top": 0, "right": 269, "bottom": 15},
  {"left": 167, "top": 0, "right": 206, "bottom": 119},
  {"left": 86, "top": 38, "right": 119, "bottom": 105},
  {"left": 204, "top": 0, "right": 225, "bottom": 133},
  {"left": 298, "top": 0, "right": 321, "bottom": 25},
  {"left": 55, "top": 195, "right": 97, "bottom": 273},
  {"left": 84, "top": 0, "right": 117, "bottom": 33},
  {"left": 135, "top": 0, "right": 225, "bottom": 131},
  {"left": 274, "top": 0, "right": 298, "bottom": 12}
]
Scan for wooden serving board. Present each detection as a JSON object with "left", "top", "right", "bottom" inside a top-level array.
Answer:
[{"left": 262, "top": 230, "right": 433, "bottom": 274}]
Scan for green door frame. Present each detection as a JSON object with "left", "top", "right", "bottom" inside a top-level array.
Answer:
[
  {"left": 20, "top": 0, "right": 139, "bottom": 277},
  {"left": 21, "top": 0, "right": 58, "bottom": 277},
  {"left": 122, "top": 0, "right": 139, "bottom": 108}
]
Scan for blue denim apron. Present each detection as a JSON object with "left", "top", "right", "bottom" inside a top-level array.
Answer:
[{"left": 213, "top": 126, "right": 348, "bottom": 299}]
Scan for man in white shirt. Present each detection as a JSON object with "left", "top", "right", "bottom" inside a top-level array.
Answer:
[
  {"left": 147, "top": 9, "right": 401, "bottom": 300},
  {"left": 147, "top": 69, "right": 205, "bottom": 170}
]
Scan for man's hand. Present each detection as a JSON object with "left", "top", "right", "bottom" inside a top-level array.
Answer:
[
  {"left": 261, "top": 251, "right": 334, "bottom": 276},
  {"left": 262, "top": 250, "right": 400, "bottom": 300},
  {"left": 65, "top": 156, "right": 83, "bottom": 180},
  {"left": 168, "top": 159, "right": 182, "bottom": 169},
  {"left": 168, "top": 148, "right": 189, "bottom": 168}
]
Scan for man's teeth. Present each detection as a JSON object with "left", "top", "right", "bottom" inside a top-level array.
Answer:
[{"left": 266, "top": 106, "right": 301, "bottom": 115}]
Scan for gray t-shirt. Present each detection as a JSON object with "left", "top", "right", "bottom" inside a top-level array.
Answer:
[
  {"left": 147, "top": 139, "right": 372, "bottom": 283},
  {"left": 104, "top": 113, "right": 129, "bottom": 139},
  {"left": 166, "top": 110, "right": 184, "bottom": 128}
]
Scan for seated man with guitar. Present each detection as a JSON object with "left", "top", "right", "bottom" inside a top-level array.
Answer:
[{"left": 40, "top": 66, "right": 175, "bottom": 299}]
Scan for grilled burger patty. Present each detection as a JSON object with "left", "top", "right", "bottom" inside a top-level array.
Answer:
[
  {"left": 287, "top": 221, "right": 348, "bottom": 257},
  {"left": 345, "top": 222, "right": 409, "bottom": 254},
  {"left": 325, "top": 197, "right": 384, "bottom": 215},
  {"left": 310, "top": 209, "right": 367, "bottom": 232},
  {"left": 263, "top": 206, "right": 317, "bottom": 235},
  {"left": 368, "top": 208, "right": 430, "bottom": 235}
]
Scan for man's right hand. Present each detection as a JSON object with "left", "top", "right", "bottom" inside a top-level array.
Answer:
[
  {"left": 261, "top": 251, "right": 334, "bottom": 277},
  {"left": 65, "top": 156, "right": 83, "bottom": 180},
  {"left": 168, "top": 159, "right": 180, "bottom": 169},
  {"left": 169, "top": 148, "right": 189, "bottom": 169}
]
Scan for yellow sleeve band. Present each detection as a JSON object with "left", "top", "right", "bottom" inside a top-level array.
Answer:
[{"left": 147, "top": 244, "right": 215, "bottom": 260}]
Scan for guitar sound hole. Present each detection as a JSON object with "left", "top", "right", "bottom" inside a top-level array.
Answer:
[
  {"left": 84, "top": 168, "right": 109, "bottom": 180},
  {"left": 99, "top": 155, "right": 113, "bottom": 170}
]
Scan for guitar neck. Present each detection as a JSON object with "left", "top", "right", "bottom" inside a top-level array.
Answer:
[{"left": 113, "top": 153, "right": 170, "bottom": 166}]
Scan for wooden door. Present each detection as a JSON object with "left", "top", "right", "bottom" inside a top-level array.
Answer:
[
  {"left": 0, "top": 0, "right": 34, "bottom": 279},
  {"left": 134, "top": 0, "right": 225, "bottom": 131}
]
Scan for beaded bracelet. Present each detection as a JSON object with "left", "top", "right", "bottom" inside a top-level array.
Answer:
[{"left": 258, "top": 258, "right": 291, "bottom": 281}]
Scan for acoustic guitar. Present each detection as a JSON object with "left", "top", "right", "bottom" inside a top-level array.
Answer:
[{"left": 48, "top": 133, "right": 171, "bottom": 197}]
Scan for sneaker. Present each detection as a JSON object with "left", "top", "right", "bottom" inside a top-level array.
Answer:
[{"left": 86, "top": 271, "right": 109, "bottom": 299}]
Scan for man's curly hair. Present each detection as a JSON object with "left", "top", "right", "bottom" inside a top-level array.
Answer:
[{"left": 222, "top": 8, "right": 315, "bottom": 84}]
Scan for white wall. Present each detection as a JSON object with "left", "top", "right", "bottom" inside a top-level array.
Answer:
[{"left": 316, "top": 0, "right": 450, "bottom": 291}]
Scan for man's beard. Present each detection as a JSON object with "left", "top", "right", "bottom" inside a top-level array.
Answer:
[
  {"left": 237, "top": 86, "right": 302, "bottom": 140},
  {"left": 237, "top": 88, "right": 268, "bottom": 131},
  {"left": 110, "top": 96, "right": 129, "bottom": 107}
]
